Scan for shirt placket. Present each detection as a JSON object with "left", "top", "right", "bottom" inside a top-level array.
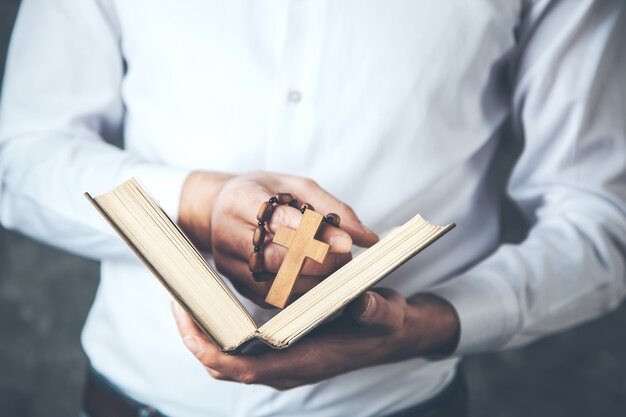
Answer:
[{"left": 265, "top": 0, "right": 329, "bottom": 172}]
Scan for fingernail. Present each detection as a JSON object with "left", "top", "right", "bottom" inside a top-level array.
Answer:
[
  {"left": 329, "top": 235, "right": 352, "bottom": 252},
  {"left": 361, "top": 292, "right": 377, "bottom": 322},
  {"left": 183, "top": 336, "right": 201, "bottom": 355}
]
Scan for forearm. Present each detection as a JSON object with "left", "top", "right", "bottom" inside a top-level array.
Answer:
[
  {"left": 430, "top": 201, "right": 626, "bottom": 355},
  {"left": 429, "top": 0, "right": 626, "bottom": 356},
  {"left": 0, "top": 0, "right": 193, "bottom": 261},
  {"left": 0, "top": 134, "right": 190, "bottom": 261}
]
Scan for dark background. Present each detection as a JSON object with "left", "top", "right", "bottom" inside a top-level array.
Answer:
[{"left": 1, "top": 1, "right": 625, "bottom": 416}]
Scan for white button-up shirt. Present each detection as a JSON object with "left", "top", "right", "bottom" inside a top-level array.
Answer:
[{"left": 1, "top": 1, "right": 625, "bottom": 416}]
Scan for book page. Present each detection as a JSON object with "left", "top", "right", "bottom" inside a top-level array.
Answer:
[
  {"left": 259, "top": 215, "right": 453, "bottom": 348},
  {"left": 89, "top": 178, "right": 257, "bottom": 351}
]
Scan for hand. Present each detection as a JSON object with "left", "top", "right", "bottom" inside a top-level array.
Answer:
[
  {"left": 172, "top": 289, "right": 460, "bottom": 390},
  {"left": 179, "top": 171, "right": 379, "bottom": 307}
]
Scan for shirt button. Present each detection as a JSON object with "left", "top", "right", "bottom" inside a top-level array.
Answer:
[{"left": 287, "top": 90, "right": 302, "bottom": 103}]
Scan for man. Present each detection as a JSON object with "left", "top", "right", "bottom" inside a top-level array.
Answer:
[{"left": 1, "top": 0, "right": 625, "bottom": 416}]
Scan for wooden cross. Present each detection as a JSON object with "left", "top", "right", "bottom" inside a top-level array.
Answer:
[{"left": 265, "top": 210, "right": 329, "bottom": 308}]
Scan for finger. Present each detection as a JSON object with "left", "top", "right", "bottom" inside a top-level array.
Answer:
[
  {"left": 214, "top": 250, "right": 342, "bottom": 300},
  {"left": 262, "top": 241, "right": 353, "bottom": 275},
  {"left": 172, "top": 301, "right": 216, "bottom": 344},
  {"left": 172, "top": 303, "right": 266, "bottom": 382},
  {"left": 290, "top": 274, "right": 324, "bottom": 298},
  {"left": 269, "top": 205, "right": 353, "bottom": 254},
  {"left": 349, "top": 288, "right": 406, "bottom": 330},
  {"left": 230, "top": 282, "right": 276, "bottom": 309},
  {"left": 215, "top": 205, "right": 353, "bottom": 275},
  {"left": 228, "top": 347, "right": 312, "bottom": 386},
  {"left": 206, "top": 369, "right": 235, "bottom": 382},
  {"left": 220, "top": 179, "right": 275, "bottom": 224},
  {"left": 281, "top": 176, "right": 380, "bottom": 248},
  {"left": 174, "top": 300, "right": 352, "bottom": 388},
  {"left": 171, "top": 301, "right": 230, "bottom": 368},
  {"left": 214, "top": 204, "right": 353, "bottom": 270},
  {"left": 212, "top": 250, "right": 277, "bottom": 307},
  {"left": 171, "top": 301, "right": 273, "bottom": 385}
]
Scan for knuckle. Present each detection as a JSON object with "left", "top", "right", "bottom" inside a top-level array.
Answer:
[
  {"left": 262, "top": 245, "right": 276, "bottom": 267},
  {"left": 195, "top": 351, "right": 211, "bottom": 365},
  {"left": 394, "top": 312, "right": 406, "bottom": 330},
  {"left": 299, "top": 177, "right": 318, "bottom": 189},
  {"left": 204, "top": 352, "right": 227, "bottom": 370},
  {"left": 338, "top": 201, "right": 356, "bottom": 217},
  {"left": 263, "top": 245, "right": 282, "bottom": 271},
  {"left": 240, "top": 370, "right": 259, "bottom": 385},
  {"left": 391, "top": 292, "right": 407, "bottom": 307},
  {"left": 219, "top": 189, "right": 237, "bottom": 211},
  {"left": 213, "top": 253, "right": 241, "bottom": 278},
  {"left": 238, "top": 235, "right": 252, "bottom": 256},
  {"left": 213, "top": 254, "right": 228, "bottom": 274},
  {"left": 265, "top": 242, "right": 279, "bottom": 260},
  {"left": 377, "top": 297, "right": 391, "bottom": 320},
  {"left": 272, "top": 205, "right": 287, "bottom": 227},
  {"left": 212, "top": 225, "right": 228, "bottom": 246},
  {"left": 207, "top": 368, "right": 227, "bottom": 380},
  {"left": 337, "top": 252, "right": 353, "bottom": 269}
]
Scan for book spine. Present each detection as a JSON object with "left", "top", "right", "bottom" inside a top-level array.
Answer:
[{"left": 83, "top": 192, "right": 228, "bottom": 351}]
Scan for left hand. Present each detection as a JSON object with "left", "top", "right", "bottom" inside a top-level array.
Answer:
[{"left": 172, "top": 288, "right": 460, "bottom": 390}]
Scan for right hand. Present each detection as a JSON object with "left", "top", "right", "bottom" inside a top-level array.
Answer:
[{"left": 179, "top": 171, "right": 379, "bottom": 308}]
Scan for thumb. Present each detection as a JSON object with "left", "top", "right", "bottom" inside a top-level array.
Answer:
[{"left": 350, "top": 289, "right": 406, "bottom": 330}]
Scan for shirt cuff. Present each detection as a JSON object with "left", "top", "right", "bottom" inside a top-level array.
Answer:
[
  {"left": 126, "top": 162, "right": 192, "bottom": 223},
  {"left": 427, "top": 269, "right": 521, "bottom": 356}
]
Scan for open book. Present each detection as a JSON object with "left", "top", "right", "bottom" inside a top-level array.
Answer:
[{"left": 85, "top": 178, "right": 454, "bottom": 353}]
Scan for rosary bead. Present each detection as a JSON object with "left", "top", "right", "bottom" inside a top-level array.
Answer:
[
  {"left": 256, "top": 201, "right": 274, "bottom": 222},
  {"left": 248, "top": 252, "right": 264, "bottom": 272},
  {"left": 300, "top": 203, "right": 315, "bottom": 213},
  {"left": 275, "top": 193, "right": 294, "bottom": 205},
  {"left": 252, "top": 226, "right": 266, "bottom": 247},
  {"left": 250, "top": 195, "right": 343, "bottom": 283},
  {"left": 324, "top": 213, "right": 341, "bottom": 227}
]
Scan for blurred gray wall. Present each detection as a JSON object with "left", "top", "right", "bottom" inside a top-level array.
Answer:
[{"left": 1, "top": 1, "right": 626, "bottom": 417}]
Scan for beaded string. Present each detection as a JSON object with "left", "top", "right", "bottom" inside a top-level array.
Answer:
[{"left": 249, "top": 192, "right": 340, "bottom": 282}]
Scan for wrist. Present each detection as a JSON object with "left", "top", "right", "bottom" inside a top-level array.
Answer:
[
  {"left": 179, "top": 171, "right": 234, "bottom": 251},
  {"left": 404, "top": 293, "right": 461, "bottom": 357}
]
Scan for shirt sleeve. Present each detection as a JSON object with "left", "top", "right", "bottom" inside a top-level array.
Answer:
[
  {"left": 0, "top": 0, "right": 191, "bottom": 261},
  {"left": 428, "top": 0, "right": 626, "bottom": 354}
]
